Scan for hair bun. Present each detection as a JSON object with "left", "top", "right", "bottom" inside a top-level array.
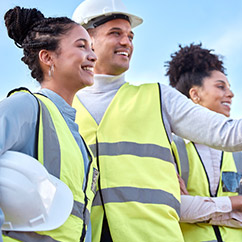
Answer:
[{"left": 4, "top": 6, "right": 45, "bottom": 47}]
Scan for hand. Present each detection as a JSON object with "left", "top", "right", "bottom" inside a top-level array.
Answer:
[
  {"left": 229, "top": 196, "right": 242, "bottom": 212},
  {"left": 177, "top": 174, "right": 189, "bottom": 195}
]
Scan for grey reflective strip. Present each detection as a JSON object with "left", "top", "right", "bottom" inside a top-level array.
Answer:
[
  {"left": 89, "top": 142, "right": 174, "bottom": 163},
  {"left": 202, "top": 240, "right": 219, "bottom": 242},
  {"left": 233, "top": 152, "right": 242, "bottom": 173},
  {"left": 71, "top": 200, "right": 90, "bottom": 225},
  {"left": 39, "top": 100, "right": 61, "bottom": 178},
  {"left": 92, "top": 186, "right": 180, "bottom": 216},
  {"left": 3, "top": 231, "right": 60, "bottom": 242},
  {"left": 89, "top": 143, "right": 96, "bottom": 157},
  {"left": 172, "top": 135, "right": 189, "bottom": 186}
]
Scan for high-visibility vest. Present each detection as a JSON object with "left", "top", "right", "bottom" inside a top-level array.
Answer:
[
  {"left": 3, "top": 88, "right": 98, "bottom": 242},
  {"left": 172, "top": 136, "right": 242, "bottom": 242},
  {"left": 73, "top": 83, "right": 184, "bottom": 242}
]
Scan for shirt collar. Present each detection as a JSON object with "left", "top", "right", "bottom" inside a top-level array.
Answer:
[{"left": 38, "top": 88, "right": 76, "bottom": 121}]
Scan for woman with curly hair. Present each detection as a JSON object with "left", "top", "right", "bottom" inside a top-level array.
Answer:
[
  {"left": 166, "top": 43, "right": 242, "bottom": 242},
  {"left": 1, "top": 6, "right": 97, "bottom": 242}
]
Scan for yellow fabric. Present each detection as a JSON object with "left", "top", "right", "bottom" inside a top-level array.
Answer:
[
  {"left": 3, "top": 90, "right": 96, "bottom": 242},
  {"left": 174, "top": 141, "right": 242, "bottom": 242},
  {"left": 73, "top": 83, "right": 184, "bottom": 242}
]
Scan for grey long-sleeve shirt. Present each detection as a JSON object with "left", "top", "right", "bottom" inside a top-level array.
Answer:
[{"left": 76, "top": 73, "right": 242, "bottom": 152}]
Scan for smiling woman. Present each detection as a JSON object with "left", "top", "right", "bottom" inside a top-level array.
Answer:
[
  {"left": 166, "top": 43, "right": 242, "bottom": 242},
  {"left": 0, "top": 6, "right": 97, "bottom": 242}
]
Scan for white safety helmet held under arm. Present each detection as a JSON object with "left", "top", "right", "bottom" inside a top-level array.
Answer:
[
  {"left": 72, "top": 0, "right": 143, "bottom": 29},
  {"left": 0, "top": 151, "right": 73, "bottom": 231}
]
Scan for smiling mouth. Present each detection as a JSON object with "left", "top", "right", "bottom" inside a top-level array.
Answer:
[
  {"left": 115, "top": 51, "right": 129, "bottom": 57},
  {"left": 221, "top": 102, "right": 231, "bottom": 107},
  {"left": 82, "top": 66, "right": 94, "bottom": 73}
]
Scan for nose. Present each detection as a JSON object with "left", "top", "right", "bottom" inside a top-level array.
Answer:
[
  {"left": 226, "top": 88, "right": 234, "bottom": 99},
  {"left": 120, "top": 35, "right": 132, "bottom": 47},
  {"left": 87, "top": 50, "right": 97, "bottom": 63}
]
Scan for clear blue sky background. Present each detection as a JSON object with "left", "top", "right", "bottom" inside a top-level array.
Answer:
[{"left": 1, "top": 0, "right": 242, "bottom": 118}]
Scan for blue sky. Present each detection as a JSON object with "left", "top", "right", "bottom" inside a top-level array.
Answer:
[{"left": 1, "top": 0, "right": 242, "bottom": 118}]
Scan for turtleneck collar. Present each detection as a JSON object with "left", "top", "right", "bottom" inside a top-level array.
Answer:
[{"left": 81, "top": 73, "right": 126, "bottom": 93}]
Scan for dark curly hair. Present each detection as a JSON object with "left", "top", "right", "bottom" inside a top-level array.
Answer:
[
  {"left": 4, "top": 6, "right": 77, "bottom": 83},
  {"left": 165, "top": 43, "right": 225, "bottom": 98}
]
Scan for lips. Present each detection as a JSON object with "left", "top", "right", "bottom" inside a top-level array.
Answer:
[
  {"left": 115, "top": 49, "right": 130, "bottom": 57},
  {"left": 81, "top": 64, "right": 94, "bottom": 75}
]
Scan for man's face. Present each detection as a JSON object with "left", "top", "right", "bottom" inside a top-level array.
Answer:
[{"left": 90, "top": 18, "right": 134, "bottom": 75}]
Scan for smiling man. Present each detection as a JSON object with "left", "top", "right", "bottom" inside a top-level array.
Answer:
[{"left": 72, "top": 0, "right": 242, "bottom": 241}]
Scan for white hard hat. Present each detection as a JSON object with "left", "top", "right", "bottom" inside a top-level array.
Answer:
[
  {"left": 0, "top": 151, "right": 73, "bottom": 231},
  {"left": 72, "top": 0, "right": 143, "bottom": 29}
]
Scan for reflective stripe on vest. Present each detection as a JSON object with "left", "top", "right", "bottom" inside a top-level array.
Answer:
[
  {"left": 93, "top": 186, "right": 180, "bottom": 216},
  {"left": 89, "top": 142, "right": 174, "bottom": 163},
  {"left": 3, "top": 231, "right": 59, "bottom": 242},
  {"left": 172, "top": 135, "right": 189, "bottom": 186}
]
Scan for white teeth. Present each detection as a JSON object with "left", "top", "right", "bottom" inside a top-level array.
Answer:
[
  {"left": 83, "top": 66, "right": 93, "bottom": 72},
  {"left": 116, "top": 52, "right": 128, "bottom": 57},
  {"left": 222, "top": 102, "right": 230, "bottom": 107}
]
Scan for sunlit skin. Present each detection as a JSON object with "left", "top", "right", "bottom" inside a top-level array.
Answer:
[
  {"left": 189, "top": 70, "right": 234, "bottom": 117},
  {"left": 89, "top": 18, "right": 134, "bottom": 75},
  {"left": 39, "top": 24, "right": 97, "bottom": 105}
]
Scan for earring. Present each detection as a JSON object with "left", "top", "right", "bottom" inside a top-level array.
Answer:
[
  {"left": 48, "top": 64, "right": 54, "bottom": 77},
  {"left": 195, "top": 97, "right": 200, "bottom": 103}
]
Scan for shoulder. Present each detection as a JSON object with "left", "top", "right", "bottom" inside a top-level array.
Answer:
[{"left": 0, "top": 91, "right": 39, "bottom": 119}]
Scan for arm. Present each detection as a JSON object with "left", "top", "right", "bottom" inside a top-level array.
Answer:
[
  {"left": 181, "top": 194, "right": 242, "bottom": 228},
  {"left": 161, "top": 84, "right": 242, "bottom": 152},
  {"left": 0, "top": 92, "right": 38, "bottom": 156}
]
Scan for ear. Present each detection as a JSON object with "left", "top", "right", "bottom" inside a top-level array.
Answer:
[
  {"left": 39, "top": 50, "right": 54, "bottom": 67},
  {"left": 189, "top": 86, "right": 200, "bottom": 104}
]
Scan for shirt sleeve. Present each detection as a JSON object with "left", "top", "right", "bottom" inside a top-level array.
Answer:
[
  {"left": 0, "top": 92, "right": 38, "bottom": 156},
  {"left": 181, "top": 195, "right": 242, "bottom": 228},
  {"left": 0, "top": 208, "right": 3, "bottom": 242},
  {"left": 161, "top": 84, "right": 242, "bottom": 152}
]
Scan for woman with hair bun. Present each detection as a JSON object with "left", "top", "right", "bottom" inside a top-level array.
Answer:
[
  {"left": 166, "top": 43, "right": 242, "bottom": 242},
  {"left": 1, "top": 6, "right": 97, "bottom": 242}
]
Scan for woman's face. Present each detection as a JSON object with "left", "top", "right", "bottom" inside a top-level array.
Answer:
[
  {"left": 51, "top": 24, "right": 97, "bottom": 92},
  {"left": 192, "top": 70, "right": 234, "bottom": 117}
]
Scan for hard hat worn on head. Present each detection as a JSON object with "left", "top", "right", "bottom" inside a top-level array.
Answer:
[
  {"left": 72, "top": 0, "right": 143, "bottom": 29},
  {"left": 0, "top": 151, "right": 73, "bottom": 231}
]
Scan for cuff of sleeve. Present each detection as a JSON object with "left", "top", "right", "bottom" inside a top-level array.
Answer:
[{"left": 210, "top": 196, "right": 232, "bottom": 213}]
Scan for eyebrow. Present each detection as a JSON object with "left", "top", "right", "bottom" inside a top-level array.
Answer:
[
  {"left": 75, "top": 38, "right": 87, "bottom": 43},
  {"left": 216, "top": 80, "right": 231, "bottom": 87}
]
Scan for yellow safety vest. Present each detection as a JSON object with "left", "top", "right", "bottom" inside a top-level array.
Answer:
[
  {"left": 172, "top": 136, "right": 242, "bottom": 242},
  {"left": 3, "top": 89, "right": 98, "bottom": 242},
  {"left": 73, "top": 83, "right": 184, "bottom": 242}
]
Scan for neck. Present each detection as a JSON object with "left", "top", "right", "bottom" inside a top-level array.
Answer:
[{"left": 41, "top": 83, "right": 75, "bottom": 106}]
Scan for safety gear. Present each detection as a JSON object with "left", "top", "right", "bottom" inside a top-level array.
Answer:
[
  {"left": 0, "top": 150, "right": 73, "bottom": 231},
  {"left": 72, "top": 0, "right": 143, "bottom": 29},
  {"left": 3, "top": 89, "right": 98, "bottom": 242},
  {"left": 172, "top": 137, "right": 242, "bottom": 242},
  {"left": 73, "top": 83, "right": 184, "bottom": 242}
]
